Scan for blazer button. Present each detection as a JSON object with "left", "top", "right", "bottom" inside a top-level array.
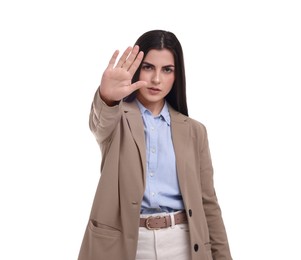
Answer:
[
  {"left": 194, "top": 244, "right": 199, "bottom": 252},
  {"left": 189, "top": 209, "right": 192, "bottom": 217}
]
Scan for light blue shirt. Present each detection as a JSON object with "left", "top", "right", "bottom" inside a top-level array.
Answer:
[{"left": 136, "top": 99, "right": 185, "bottom": 214}]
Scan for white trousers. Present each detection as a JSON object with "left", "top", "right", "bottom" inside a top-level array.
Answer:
[{"left": 136, "top": 212, "right": 191, "bottom": 260}]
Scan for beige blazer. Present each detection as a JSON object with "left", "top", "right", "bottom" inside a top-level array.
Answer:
[{"left": 78, "top": 89, "right": 232, "bottom": 260}]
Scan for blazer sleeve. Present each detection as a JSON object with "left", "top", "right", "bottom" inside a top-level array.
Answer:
[
  {"left": 199, "top": 125, "right": 232, "bottom": 259},
  {"left": 89, "top": 87, "right": 123, "bottom": 145}
]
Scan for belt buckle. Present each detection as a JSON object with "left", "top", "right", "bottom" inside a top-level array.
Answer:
[{"left": 145, "top": 216, "right": 161, "bottom": 230}]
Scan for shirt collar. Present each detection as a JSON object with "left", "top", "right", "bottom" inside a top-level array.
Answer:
[{"left": 136, "top": 99, "right": 171, "bottom": 126}]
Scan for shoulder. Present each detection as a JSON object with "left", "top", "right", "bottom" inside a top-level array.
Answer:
[
  {"left": 169, "top": 106, "right": 207, "bottom": 131},
  {"left": 169, "top": 108, "right": 209, "bottom": 144},
  {"left": 185, "top": 116, "right": 208, "bottom": 140}
]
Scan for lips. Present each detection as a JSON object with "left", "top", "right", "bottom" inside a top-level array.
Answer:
[{"left": 147, "top": 87, "right": 161, "bottom": 94}]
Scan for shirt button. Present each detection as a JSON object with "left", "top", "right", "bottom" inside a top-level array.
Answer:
[
  {"left": 151, "top": 126, "right": 155, "bottom": 131},
  {"left": 150, "top": 172, "right": 154, "bottom": 177},
  {"left": 151, "top": 192, "right": 155, "bottom": 196},
  {"left": 151, "top": 148, "right": 156, "bottom": 153}
]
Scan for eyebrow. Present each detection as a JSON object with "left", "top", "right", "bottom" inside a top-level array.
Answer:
[{"left": 141, "top": 61, "right": 175, "bottom": 68}]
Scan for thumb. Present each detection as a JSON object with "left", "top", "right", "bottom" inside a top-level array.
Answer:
[{"left": 130, "top": 80, "right": 147, "bottom": 92}]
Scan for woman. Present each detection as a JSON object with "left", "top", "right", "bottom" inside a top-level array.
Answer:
[{"left": 78, "top": 30, "right": 232, "bottom": 260}]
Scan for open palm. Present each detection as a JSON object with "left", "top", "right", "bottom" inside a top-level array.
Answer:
[{"left": 99, "top": 45, "right": 147, "bottom": 104}]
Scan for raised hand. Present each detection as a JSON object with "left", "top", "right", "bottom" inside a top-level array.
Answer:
[{"left": 99, "top": 45, "right": 147, "bottom": 106}]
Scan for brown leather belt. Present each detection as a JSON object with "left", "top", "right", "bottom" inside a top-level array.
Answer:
[{"left": 139, "top": 211, "right": 187, "bottom": 230}]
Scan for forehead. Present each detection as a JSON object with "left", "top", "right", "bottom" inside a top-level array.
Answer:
[{"left": 143, "top": 49, "right": 174, "bottom": 65}]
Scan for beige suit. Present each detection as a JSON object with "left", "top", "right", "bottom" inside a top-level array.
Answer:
[{"left": 78, "top": 89, "right": 232, "bottom": 260}]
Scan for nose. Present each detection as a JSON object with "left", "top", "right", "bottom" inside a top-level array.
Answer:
[{"left": 151, "top": 71, "right": 161, "bottom": 85}]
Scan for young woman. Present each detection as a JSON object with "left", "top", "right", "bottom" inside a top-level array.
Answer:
[{"left": 78, "top": 30, "right": 232, "bottom": 260}]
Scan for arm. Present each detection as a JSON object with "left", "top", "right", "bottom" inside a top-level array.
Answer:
[
  {"left": 89, "top": 45, "right": 147, "bottom": 144},
  {"left": 89, "top": 88, "right": 122, "bottom": 145}
]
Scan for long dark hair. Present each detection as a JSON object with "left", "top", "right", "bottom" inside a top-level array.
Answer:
[{"left": 124, "top": 30, "right": 188, "bottom": 116}]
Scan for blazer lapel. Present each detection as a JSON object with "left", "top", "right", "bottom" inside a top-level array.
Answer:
[
  {"left": 123, "top": 101, "right": 147, "bottom": 178},
  {"left": 169, "top": 106, "right": 189, "bottom": 191}
]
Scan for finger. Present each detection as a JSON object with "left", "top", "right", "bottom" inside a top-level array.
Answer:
[
  {"left": 115, "top": 46, "right": 132, "bottom": 68},
  {"left": 122, "top": 45, "right": 140, "bottom": 70},
  {"left": 128, "top": 50, "right": 144, "bottom": 75},
  {"left": 130, "top": 80, "right": 147, "bottom": 92},
  {"left": 107, "top": 50, "right": 119, "bottom": 69}
]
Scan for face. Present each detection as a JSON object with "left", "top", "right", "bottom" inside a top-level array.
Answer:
[{"left": 136, "top": 49, "right": 175, "bottom": 115}]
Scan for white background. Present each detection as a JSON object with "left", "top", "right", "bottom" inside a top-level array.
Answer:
[{"left": 0, "top": 0, "right": 300, "bottom": 259}]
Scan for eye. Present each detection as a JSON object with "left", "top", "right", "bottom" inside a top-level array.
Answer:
[
  {"left": 163, "top": 67, "right": 174, "bottom": 73},
  {"left": 141, "top": 64, "right": 153, "bottom": 71}
]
